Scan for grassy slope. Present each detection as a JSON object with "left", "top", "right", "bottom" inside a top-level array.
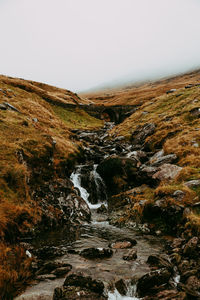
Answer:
[
  {"left": 109, "top": 84, "right": 200, "bottom": 233},
  {"left": 83, "top": 69, "right": 200, "bottom": 106},
  {"left": 0, "top": 76, "right": 103, "bottom": 297}
]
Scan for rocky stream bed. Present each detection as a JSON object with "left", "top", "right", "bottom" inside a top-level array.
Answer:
[{"left": 15, "top": 123, "right": 200, "bottom": 300}]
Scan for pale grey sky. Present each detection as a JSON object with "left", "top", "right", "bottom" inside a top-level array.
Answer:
[{"left": 0, "top": 0, "right": 200, "bottom": 91}]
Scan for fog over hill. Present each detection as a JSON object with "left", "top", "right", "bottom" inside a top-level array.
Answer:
[{"left": 1, "top": 0, "right": 200, "bottom": 91}]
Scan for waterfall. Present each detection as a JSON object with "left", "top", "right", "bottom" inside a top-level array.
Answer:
[{"left": 70, "top": 166, "right": 105, "bottom": 209}]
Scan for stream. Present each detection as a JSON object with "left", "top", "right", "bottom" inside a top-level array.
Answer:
[{"left": 16, "top": 123, "right": 165, "bottom": 300}]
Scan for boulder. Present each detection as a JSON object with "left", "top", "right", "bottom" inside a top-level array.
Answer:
[
  {"left": 137, "top": 268, "right": 171, "bottom": 297},
  {"left": 110, "top": 238, "right": 137, "bottom": 249},
  {"left": 63, "top": 273, "right": 105, "bottom": 294},
  {"left": 147, "top": 254, "right": 173, "bottom": 270},
  {"left": 152, "top": 164, "right": 182, "bottom": 181},
  {"left": 115, "top": 279, "right": 127, "bottom": 295},
  {"left": 51, "top": 266, "right": 72, "bottom": 276},
  {"left": 183, "top": 237, "right": 199, "bottom": 258},
  {"left": 144, "top": 289, "right": 187, "bottom": 299},
  {"left": 131, "top": 123, "right": 156, "bottom": 146},
  {"left": 149, "top": 152, "right": 177, "bottom": 167},
  {"left": 123, "top": 249, "right": 137, "bottom": 261},
  {"left": 97, "top": 156, "right": 139, "bottom": 195},
  {"left": 80, "top": 247, "right": 113, "bottom": 259}
]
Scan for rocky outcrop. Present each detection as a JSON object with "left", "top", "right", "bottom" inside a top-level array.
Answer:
[{"left": 53, "top": 273, "right": 107, "bottom": 300}]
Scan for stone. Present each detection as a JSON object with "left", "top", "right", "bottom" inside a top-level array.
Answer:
[
  {"left": 184, "top": 179, "right": 200, "bottom": 188},
  {"left": 3, "top": 102, "right": 20, "bottom": 112},
  {"left": 97, "top": 156, "right": 139, "bottom": 195},
  {"left": 111, "top": 241, "right": 132, "bottom": 249},
  {"left": 185, "top": 84, "right": 194, "bottom": 89},
  {"left": 131, "top": 123, "right": 156, "bottom": 146},
  {"left": 147, "top": 254, "right": 172, "bottom": 270},
  {"left": 51, "top": 266, "right": 72, "bottom": 276},
  {"left": 183, "top": 237, "right": 199, "bottom": 258},
  {"left": 80, "top": 247, "right": 113, "bottom": 259},
  {"left": 96, "top": 204, "right": 107, "bottom": 213},
  {"left": 123, "top": 249, "right": 137, "bottom": 260},
  {"left": 36, "top": 274, "right": 57, "bottom": 281},
  {"left": 110, "top": 238, "right": 137, "bottom": 249},
  {"left": 137, "top": 268, "right": 171, "bottom": 297},
  {"left": 63, "top": 273, "right": 105, "bottom": 295},
  {"left": 33, "top": 246, "right": 66, "bottom": 260},
  {"left": 149, "top": 153, "right": 177, "bottom": 167},
  {"left": 115, "top": 279, "right": 127, "bottom": 295},
  {"left": 0, "top": 103, "right": 7, "bottom": 110},
  {"left": 189, "top": 107, "right": 200, "bottom": 118},
  {"left": 148, "top": 289, "right": 187, "bottom": 299},
  {"left": 37, "top": 261, "right": 71, "bottom": 275},
  {"left": 152, "top": 164, "right": 182, "bottom": 181},
  {"left": 166, "top": 89, "right": 176, "bottom": 94}
]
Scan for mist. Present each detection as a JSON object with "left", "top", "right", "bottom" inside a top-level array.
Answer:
[{"left": 0, "top": 0, "right": 200, "bottom": 92}]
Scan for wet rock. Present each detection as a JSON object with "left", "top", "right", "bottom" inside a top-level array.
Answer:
[
  {"left": 181, "top": 269, "right": 198, "bottom": 282},
  {"left": 80, "top": 247, "right": 113, "bottom": 259},
  {"left": 97, "top": 156, "right": 139, "bottom": 195},
  {"left": 36, "top": 274, "right": 57, "bottom": 281},
  {"left": 144, "top": 289, "right": 187, "bottom": 299},
  {"left": 149, "top": 152, "right": 177, "bottom": 167},
  {"left": 111, "top": 241, "right": 132, "bottom": 249},
  {"left": 115, "top": 279, "right": 127, "bottom": 295},
  {"left": 53, "top": 286, "right": 107, "bottom": 300},
  {"left": 137, "top": 268, "right": 171, "bottom": 297},
  {"left": 51, "top": 266, "right": 72, "bottom": 276},
  {"left": 59, "top": 192, "right": 91, "bottom": 223},
  {"left": 110, "top": 238, "right": 137, "bottom": 249},
  {"left": 179, "top": 281, "right": 200, "bottom": 299},
  {"left": 183, "top": 237, "right": 199, "bottom": 258},
  {"left": 147, "top": 254, "right": 173, "bottom": 270},
  {"left": 96, "top": 204, "right": 107, "bottom": 213},
  {"left": 123, "top": 248, "right": 137, "bottom": 260},
  {"left": 171, "top": 238, "right": 185, "bottom": 249},
  {"left": 33, "top": 246, "right": 66, "bottom": 260},
  {"left": 59, "top": 272, "right": 105, "bottom": 298},
  {"left": 152, "top": 163, "right": 182, "bottom": 181},
  {"left": 37, "top": 261, "right": 72, "bottom": 275},
  {"left": 186, "top": 275, "right": 200, "bottom": 291},
  {"left": 143, "top": 199, "right": 183, "bottom": 233},
  {"left": 131, "top": 123, "right": 156, "bottom": 146}
]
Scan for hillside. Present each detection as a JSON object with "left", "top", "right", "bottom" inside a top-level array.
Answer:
[
  {"left": 84, "top": 69, "right": 200, "bottom": 106},
  {"left": 107, "top": 78, "right": 200, "bottom": 235},
  {"left": 1, "top": 72, "right": 200, "bottom": 299},
  {"left": 0, "top": 75, "right": 103, "bottom": 297}
]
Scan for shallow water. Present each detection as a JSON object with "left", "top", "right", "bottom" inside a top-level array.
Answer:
[{"left": 16, "top": 163, "right": 164, "bottom": 299}]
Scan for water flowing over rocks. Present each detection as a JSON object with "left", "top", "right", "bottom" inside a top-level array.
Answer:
[{"left": 16, "top": 122, "right": 200, "bottom": 300}]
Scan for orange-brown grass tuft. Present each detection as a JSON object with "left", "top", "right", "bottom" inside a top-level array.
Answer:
[
  {"left": 0, "top": 243, "right": 33, "bottom": 299},
  {"left": 83, "top": 69, "right": 200, "bottom": 106},
  {"left": 0, "top": 75, "right": 103, "bottom": 297}
]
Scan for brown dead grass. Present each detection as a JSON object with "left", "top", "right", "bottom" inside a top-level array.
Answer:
[
  {"left": 83, "top": 69, "right": 200, "bottom": 106},
  {"left": 0, "top": 75, "right": 102, "bottom": 297}
]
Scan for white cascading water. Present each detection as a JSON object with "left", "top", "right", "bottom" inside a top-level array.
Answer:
[
  {"left": 71, "top": 166, "right": 140, "bottom": 300},
  {"left": 70, "top": 166, "right": 104, "bottom": 209}
]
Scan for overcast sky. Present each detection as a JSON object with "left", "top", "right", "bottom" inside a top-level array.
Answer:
[{"left": 0, "top": 0, "right": 200, "bottom": 92}]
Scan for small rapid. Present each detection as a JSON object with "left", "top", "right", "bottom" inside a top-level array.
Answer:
[
  {"left": 70, "top": 164, "right": 107, "bottom": 210},
  {"left": 16, "top": 123, "right": 165, "bottom": 300}
]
